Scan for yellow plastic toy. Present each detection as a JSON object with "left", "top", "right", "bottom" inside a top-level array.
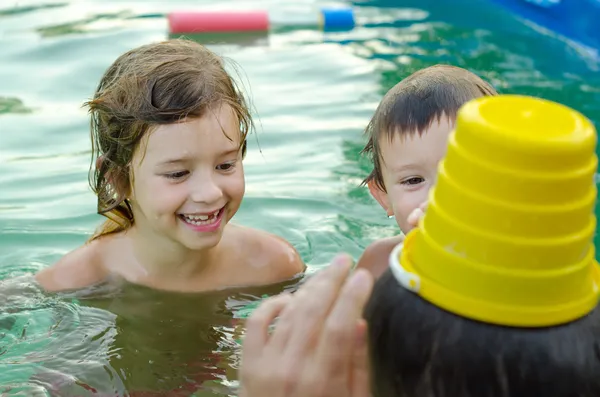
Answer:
[{"left": 389, "top": 94, "right": 600, "bottom": 327}]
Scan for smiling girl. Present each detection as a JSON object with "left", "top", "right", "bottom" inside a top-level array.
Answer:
[{"left": 35, "top": 39, "right": 305, "bottom": 293}]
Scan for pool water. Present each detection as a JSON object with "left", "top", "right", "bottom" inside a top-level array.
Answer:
[{"left": 1, "top": 0, "right": 599, "bottom": 395}]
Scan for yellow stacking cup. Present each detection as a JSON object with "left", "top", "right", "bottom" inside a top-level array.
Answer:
[{"left": 389, "top": 95, "right": 600, "bottom": 327}]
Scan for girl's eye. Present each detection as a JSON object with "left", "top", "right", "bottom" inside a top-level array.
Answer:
[
  {"left": 165, "top": 171, "right": 189, "bottom": 179},
  {"left": 216, "top": 162, "right": 236, "bottom": 171},
  {"left": 401, "top": 177, "right": 424, "bottom": 185}
]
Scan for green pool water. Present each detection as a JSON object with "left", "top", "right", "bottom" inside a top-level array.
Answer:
[{"left": 1, "top": 0, "right": 599, "bottom": 395}]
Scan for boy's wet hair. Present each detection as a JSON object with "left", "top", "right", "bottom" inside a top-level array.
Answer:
[
  {"left": 85, "top": 39, "right": 252, "bottom": 241},
  {"left": 364, "top": 269, "right": 600, "bottom": 397},
  {"left": 361, "top": 65, "right": 497, "bottom": 191}
]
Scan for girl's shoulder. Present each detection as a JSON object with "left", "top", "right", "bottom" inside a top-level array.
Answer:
[
  {"left": 34, "top": 235, "right": 116, "bottom": 292},
  {"left": 225, "top": 224, "right": 306, "bottom": 283}
]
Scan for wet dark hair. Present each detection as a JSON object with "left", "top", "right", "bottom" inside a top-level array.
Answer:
[
  {"left": 364, "top": 269, "right": 600, "bottom": 397},
  {"left": 361, "top": 65, "right": 497, "bottom": 191},
  {"left": 84, "top": 38, "right": 252, "bottom": 241}
]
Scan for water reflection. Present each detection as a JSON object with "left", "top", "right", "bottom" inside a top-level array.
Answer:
[
  {"left": 87, "top": 278, "right": 299, "bottom": 395},
  {"left": 36, "top": 12, "right": 135, "bottom": 38},
  {"left": 0, "top": 274, "right": 301, "bottom": 395},
  {"left": 0, "top": 3, "right": 67, "bottom": 18},
  {"left": 0, "top": 97, "right": 34, "bottom": 115}
]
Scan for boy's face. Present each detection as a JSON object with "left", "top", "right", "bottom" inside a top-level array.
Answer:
[{"left": 369, "top": 117, "right": 454, "bottom": 234}]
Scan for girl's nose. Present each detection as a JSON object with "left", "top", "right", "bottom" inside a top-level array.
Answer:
[{"left": 190, "top": 175, "right": 223, "bottom": 204}]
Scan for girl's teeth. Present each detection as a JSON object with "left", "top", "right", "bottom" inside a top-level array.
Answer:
[{"left": 181, "top": 210, "right": 221, "bottom": 226}]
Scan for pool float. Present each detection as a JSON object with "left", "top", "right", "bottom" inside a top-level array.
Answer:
[{"left": 167, "top": 7, "right": 355, "bottom": 34}]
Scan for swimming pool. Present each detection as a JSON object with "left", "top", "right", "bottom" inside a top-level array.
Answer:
[{"left": 1, "top": 0, "right": 599, "bottom": 395}]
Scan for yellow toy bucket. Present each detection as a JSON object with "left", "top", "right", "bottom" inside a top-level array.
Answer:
[{"left": 389, "top": 95, "right": 600, "bottom": 327}]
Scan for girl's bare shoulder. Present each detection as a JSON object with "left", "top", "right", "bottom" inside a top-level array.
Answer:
[
  {"left": 225, "top": 224, "right": 306, "bottom": 283},
  {"left": 34, "top": 236, "right": 116, "bottom": 292}
]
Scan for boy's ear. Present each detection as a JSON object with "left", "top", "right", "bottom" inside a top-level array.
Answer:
[{"left": 368, "top": 180, "right": 393, "bottom": 217}]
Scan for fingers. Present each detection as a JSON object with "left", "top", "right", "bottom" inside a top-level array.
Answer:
[
  {"left": 240, "top": 295, "right": 290, "bottom": 397},
  {"left": 350, "top": 319, "right": 372, "bottom": 397},
  {"left": 353, "top": 319, "right": 368, "bottom": 350},
  {"left": 407, "top": 208, "right": 424, "bottom": 227},
  {"left": 407, "top": 200, "right": 428, "bottom": 227},
  {"left": 269, "top": 254, "right": 354, "bottom": 353},
  {"left": 316, "top": 269, "right": 374, "bottom": 371},
  {"left": 242, "top": 293, "right": 293, "bottom": 361}
]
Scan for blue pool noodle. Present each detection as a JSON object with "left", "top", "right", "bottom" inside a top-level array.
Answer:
[{"left": 321, "top": 7, "right": 355, "bottom": 30}]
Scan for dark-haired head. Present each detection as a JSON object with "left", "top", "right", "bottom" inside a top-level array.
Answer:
[
  {"left": 362, "top": 65, "right": 497, "bottom": 192},
  {"left": 365, "top": 268, "right": 600, "bottom": 397}
]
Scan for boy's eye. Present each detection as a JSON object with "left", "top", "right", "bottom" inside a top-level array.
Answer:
[
  {"left": 401, "top": 177, "right": 425, "bottom": 185},
  {"left": 216, "top": 161, "right": 236, "bottom": 171},
  {"left": 165, "top": 170, "right": 189, "bottom": 179}
]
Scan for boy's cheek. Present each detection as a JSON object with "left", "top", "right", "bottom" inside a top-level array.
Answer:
[
  {"left": 394, "top": 214, "right": 411, "bottom": 235},
  {"left": 389, "top": 191, "right": 424, "bottom": 230},
  {"left": 390, "top": 201, "right": 411, "bottom": 233}
]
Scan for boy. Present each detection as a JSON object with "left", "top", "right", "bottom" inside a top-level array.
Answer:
[{"left": 356, "top": 64, "right": 497, "bottom": 278}]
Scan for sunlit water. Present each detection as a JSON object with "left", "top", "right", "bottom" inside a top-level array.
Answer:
[{"left": 1, "top": 0, "right": 599, "bottom": 395}]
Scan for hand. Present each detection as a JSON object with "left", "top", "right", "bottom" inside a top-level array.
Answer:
[
  {"left": 407, "top": 200, "right": 428, "bottom": 229},
  {"left": 239, "top": 254, "right": 374, "bottom": 397}
]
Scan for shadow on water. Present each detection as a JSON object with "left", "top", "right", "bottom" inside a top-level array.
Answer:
[{"left": 169, "top": 32, "right": 270, "bottom": 48}]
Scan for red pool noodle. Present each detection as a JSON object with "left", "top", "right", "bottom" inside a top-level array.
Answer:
[{"left": 168, "top": 11, "right": 270, "bottom": 34}]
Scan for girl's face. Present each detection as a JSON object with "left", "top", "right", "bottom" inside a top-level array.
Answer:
[{"left": 128, "top": 104, "right": 245, "bottom": 251}]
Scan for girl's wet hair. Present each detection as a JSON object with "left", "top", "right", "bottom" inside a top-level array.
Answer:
[
  {"left": 84, "top": 38, "right": 252, "bottom": 241},
  {"left": 364, "top": 269, "right": 600, "bottom": 397}
]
